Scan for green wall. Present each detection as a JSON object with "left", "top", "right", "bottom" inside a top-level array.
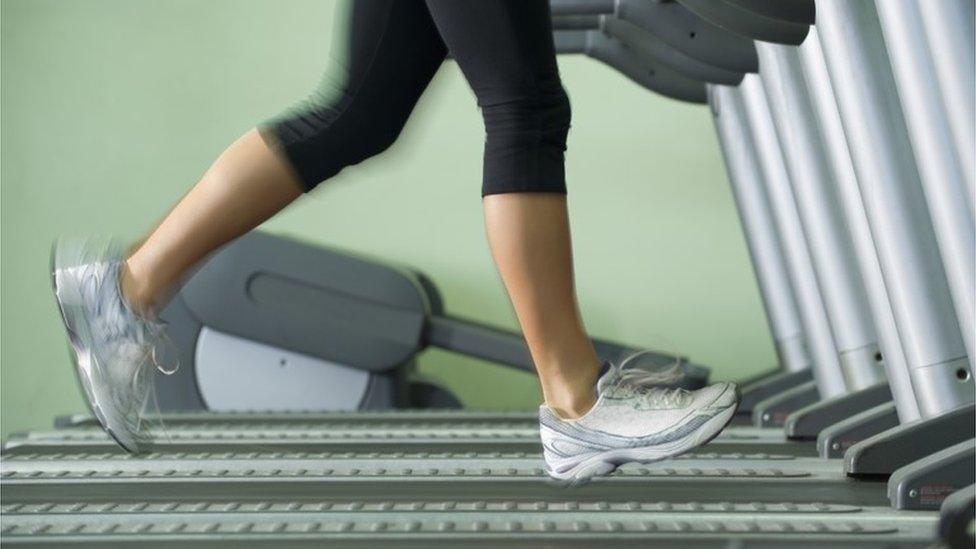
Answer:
[{"left": 1, "top": 0, "right": 776, "bottom": 437}]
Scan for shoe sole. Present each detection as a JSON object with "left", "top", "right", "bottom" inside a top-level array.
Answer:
[
  {"left": 548, "top": 384, "right": 741, "bottom": 484},
  {"left": 49, "top": 239, "right": 146, "bottom": 454}
]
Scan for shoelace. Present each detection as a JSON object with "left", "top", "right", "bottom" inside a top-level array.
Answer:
[
  {"left": 606, "top": 351, "right": 691, "bottom": 407},
  {"left": 636, "top": 386, "right": 692, "bottom": 408},
  {"left": 145, "top": 321, "right": 180, "bottom": 375},
  {"left": 614, "top": 349, "right": 684, "bottom": 385},
  {"left": 609, "top": 378, "right": 692, "bottom": 407}
]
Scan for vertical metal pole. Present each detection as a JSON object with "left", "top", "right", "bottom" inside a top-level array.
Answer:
[
  {"left": 707, "top": 85, "right": 811, "bottom": 375},
  {"left": 875, "top": 0, "right": 976, "bottom": 371},
  {"left": 796, "top": 30, "right": 921, "bottom": 422},
  {"left": 916, "top": 0, "right": 976, "bottom": 217},
  {"left": 738, "top": 74, "right": 848, "bottom": 398},
  {"left": 815, "top": 0, "right": 973, "bottom": 417},
  {"left": 755, "top": 41, "right": 884, "bottom": 391}
]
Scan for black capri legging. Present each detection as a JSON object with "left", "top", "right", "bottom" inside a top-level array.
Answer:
[{"left": 259, "top": 0, "right": 571, "bottom": 196}]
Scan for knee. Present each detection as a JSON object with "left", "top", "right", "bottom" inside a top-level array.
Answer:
[
  {"left": 482, "top": 89, "right": 571, "bottom": 148},
  {"left": 343, "top": 116, "right": 404, "bottom": 165},
  {"left": 262, "top": 97, "right": 409, "bottom": 192},
  {"left": 481, "top": 88, "right": 572, "bottom": 196}
]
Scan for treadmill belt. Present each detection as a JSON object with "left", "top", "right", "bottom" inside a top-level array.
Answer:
[
  {"left": 3, "top": 427, "right": 818, "bottom": 457},
  {"left": 1, "top": 412, "right": 940, "bottom": 547},
  {"left": 0, "top": 501, "right": 935, "bottom": 548}
]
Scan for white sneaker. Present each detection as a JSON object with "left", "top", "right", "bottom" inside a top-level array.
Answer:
[
  {"left": 539, "top": 361, "right": 739, "bottom": 483},
  {"left": 50, "top": 237, "right": 175, "bottom": 453}
]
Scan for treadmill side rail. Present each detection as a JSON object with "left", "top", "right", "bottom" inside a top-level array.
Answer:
[
  {"left": 817, "top": 402, "right": 900, "bottom": 459},
  {"left": 751, "top": 381, "right": 820, "bottom": 427},
  {"left": 738, "top": 369, "right": 814, "bottom": 416},
  {"left": 888, "top": 439, "right": 976, "bottom": 511},
  {"left": 784, "top": 383, "right": 893, "bottom": 440},
  {"left": 937, "top": 483, "right": 976, "bottom": 546},
  {"left": 846, "top": 403, "right": 976, "bottom": 476}
]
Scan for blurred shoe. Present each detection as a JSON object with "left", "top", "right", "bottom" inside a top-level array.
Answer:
[{"left": 51, "top": 237, "right": 172, "bottom": 453}]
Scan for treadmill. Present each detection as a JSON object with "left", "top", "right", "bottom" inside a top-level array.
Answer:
[
  {"left": 10, "top": 0, "right": 970, "bottom": 475},
  {"left": 39, "top": 1, "right": 820, "bottom": 455},
  {"left": 16, "top": 0, "right": 971, "bottom": 460},
  {"left": 2, "top": 0, "right": 972, "bottom": 546},
  {"left": 14, "top": 0, "right": 929, "bottom": 459}
]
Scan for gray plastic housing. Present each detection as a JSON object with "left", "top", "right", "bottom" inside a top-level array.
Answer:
[
  {"left": 155, "top": 232, "right": 705, "bottom": 412},
  {"left": 937, "top": 483, "right": 975, "bottom": 545},
  {"left": 846, "top": 403, "right": 976, "bottom": 476},
  {"left": 550, "top": 0, "right": 614, "bottom": 16},
  {"left": 737, "top": 369, "right": 813, "bottom": 416},
  {"left": 155, "top": 231, "right": 430, "bottom": 412},
  {"left": 751, "top": 381, "right": 819, "bottom": 427},
  {"left": 615, "top": 0, "right": 758, "bottom": 73},
  {"left": 677, "top": 0, "right": 811, "bottom": 45},
  {"left": 783, "top": 383, "right": 892, "bottom": 440},
  {"left": 554, "top": 30, "right": 707, "bottom": 103},
  {"left": 723, "top": 0, "right": 815, "bottom": 25},
  {"left": 600, "top": 16, "right": 744, "bottom": 85},
  {"left": 888, "top": 439, "right": 975, "bottom": 511},
  {"left": 817, "top": 402, "right": 900, "bottom": 459}
]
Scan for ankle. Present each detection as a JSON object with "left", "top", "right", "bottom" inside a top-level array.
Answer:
[
  {"left": 545, "top": 384, "right": 598, "bottom": 420},
  {"left": 537, "top": 355, "right": 603, "bottom": 419},
  {"left": 120, "top": 259, "right": 159, "bottom": 318},
  {"left": 543, "top": 376, "right": 597, "bottom": 419}
]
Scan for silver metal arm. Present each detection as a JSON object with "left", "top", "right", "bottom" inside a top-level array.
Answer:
[
  {"left": 917, "top": 0, "right": 976, "bottom": 215},
  {"left": 708, "top": 85, "right": 811, "bottom": 375},
  {"left": 816, "top": 0, "right": 973, "bottom": 417},
  {"left": 738, "top": 74, "right": 847, "bottom": 399},
  {"left": 875, "top": 0, "right": 975, "bottom": 371},
  {"left": 754, "top": 42, "right": 883, "bottom": 391},
  {"left": 796, "top": 30, "right": 921, "bottom": 422}
]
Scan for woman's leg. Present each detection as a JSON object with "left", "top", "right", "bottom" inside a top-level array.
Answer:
[
  {"left": 483, "top": 194, "right": 601, "bottom": 419},
  {"left": 53, "top": 0, "right": 450, "bottom": 454},
  {"left": 427, "top": 1, "right": 738, "bottom": 483},
  {"left": 122, "top": 0, "right": 447, "bottom": 316},
  {"left": 425, "top": 0, "right": 601, "bottom": 419},
  {"left": 122, "top": 129, "right": 302, "bottom": 315}
]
